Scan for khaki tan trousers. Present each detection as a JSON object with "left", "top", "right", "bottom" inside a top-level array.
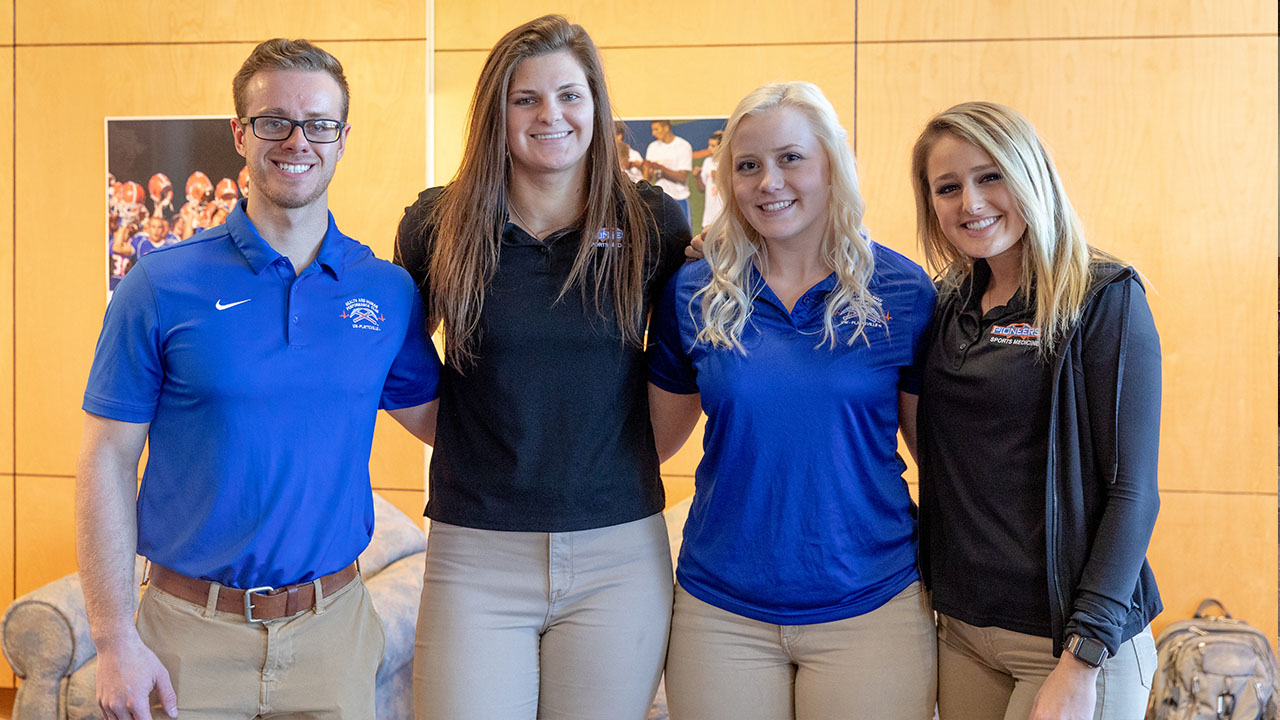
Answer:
[
  {"left": 936, "top": 613, "right": 1157, "bottom": 720},
  {"left": 136, "top": 575, "right": 385, "bottom": 719},
  {"left": 665, "top": 581, "right": 937, "bottom": 720}
]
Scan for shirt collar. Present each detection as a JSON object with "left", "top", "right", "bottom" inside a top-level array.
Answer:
[
  {"left": 502, "top": 218, "right": 579, "bottom": 248},
  {"left": 747, "top": 262, "right": 838, "bottom": 312},
  {"left": 225, "top": 200, "right": 349, "bottom": 280},
  {"left": 962, "top": 259, "right": 1030, "bottom": 315}
]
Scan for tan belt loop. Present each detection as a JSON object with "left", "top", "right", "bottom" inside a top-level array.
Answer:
[
  {"left": 139, "top": 558, "right": 152, "bottom": 589},
  {"left": 312, "top": 578, "right": 326, "bottom": 614},
  {"left": 203, "top": 582, "right": 221, "bottom": 618}
]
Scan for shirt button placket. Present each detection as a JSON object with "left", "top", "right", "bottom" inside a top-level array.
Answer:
[
  {"left": 286, "top": 273, "right": 302, "bottom": 345},
  {"left": 953, "top": 339, "right": 971, "bottom": 371}
]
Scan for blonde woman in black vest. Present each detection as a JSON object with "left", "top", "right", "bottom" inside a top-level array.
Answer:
[{"left": 913, "top": 101, "right": 1162, "bottom": 720}]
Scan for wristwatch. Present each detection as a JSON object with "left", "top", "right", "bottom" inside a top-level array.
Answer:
[{"left": 1064, "top": 634, "right": 1109, "bottom": 669}]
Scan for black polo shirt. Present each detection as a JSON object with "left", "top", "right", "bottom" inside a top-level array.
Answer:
[
  {"left": 395, "top": 183, "right": 691, "bottom": 531},
  {"left": 920, "top": 260, "right": 1054, "bottom": 637}
]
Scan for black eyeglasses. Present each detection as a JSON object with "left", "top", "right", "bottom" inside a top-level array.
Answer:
[{"left": 241, "top": 116, "right": 345, "bottom": 143}]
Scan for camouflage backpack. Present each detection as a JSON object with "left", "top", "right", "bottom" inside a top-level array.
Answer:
[{"left": 1147, "top": 598, "right": 1279, "bottom": 720}]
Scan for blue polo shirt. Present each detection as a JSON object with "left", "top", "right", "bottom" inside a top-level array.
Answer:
[
  {"left": 648, "top": 243, "right": 936, "bottom": 624},
  {"left": 84, "top": 202, "right": 440, "bottom": 589}
]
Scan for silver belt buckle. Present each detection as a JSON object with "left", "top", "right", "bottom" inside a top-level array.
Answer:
[{"left": 244, "top": 586, "right": 275, "bottom": 623}]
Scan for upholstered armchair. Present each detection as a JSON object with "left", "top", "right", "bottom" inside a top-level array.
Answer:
[{"left": 1, "top": 492, "right": 428, "bottom": 720}]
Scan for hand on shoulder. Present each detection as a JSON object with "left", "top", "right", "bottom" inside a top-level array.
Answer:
[{"left": 685, "top": 231, "right": 706, "bottom": 261}]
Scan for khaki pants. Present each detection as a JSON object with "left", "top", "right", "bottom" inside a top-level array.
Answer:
[
  {"left": 135, "top": 575, "right": 385, "bottom": 719},
  {"left": 665, "top": 581, "right": 937, "bottom": 720},
  {"left": 936, "top": 613, "right": 1157, "bottom": 720},
  {"left": 412, "top": 514, "right": 674, "bottom": 720}
]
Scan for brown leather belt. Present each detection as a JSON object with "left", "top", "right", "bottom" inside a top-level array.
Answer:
[{"left": 148, "top": 563, "right": 359, "bottom": 622}]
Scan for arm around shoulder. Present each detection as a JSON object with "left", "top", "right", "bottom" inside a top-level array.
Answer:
[
  {"left": 646, "top": 261, "right": 702, "bottom": 462},
  {"left": 897, "top": 392, "right": 920, "bottom": 464},
  {"left": 644, "top": 184, "right": 694, "bottom": 283},
  {"left": 393, "top": 187, "right": 443, "bottom": 296},
  {"left": 649, "top": 383, "right": 701, "bottom": 463},
  {"left": 387, "top": 399, "right": 439, "bottom": 446}
]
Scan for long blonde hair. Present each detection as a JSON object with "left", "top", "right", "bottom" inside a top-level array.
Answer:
[
  {"left": 697, "top": 81, "right": 881, "bottom": 351},
  {"left": 911, "top": 101, "right": 1104, "bottom": 355},
  {"left": 421, "top": 15, "right": 653, "bottom": 370}
]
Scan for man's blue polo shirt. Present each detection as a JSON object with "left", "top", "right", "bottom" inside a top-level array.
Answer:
[
  {"left": 648, "top": 244, "right": 936, "bottom": 624},
  {"left": 84, "top": 202, "right": 440, "bottom": 589}
]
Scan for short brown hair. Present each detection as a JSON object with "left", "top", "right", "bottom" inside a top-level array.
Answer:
[{"left": 233, "top": 38, "right": 350, "bottom": 120}]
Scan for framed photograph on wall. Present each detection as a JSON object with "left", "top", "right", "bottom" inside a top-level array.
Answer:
[
  {"left": 616, "top": 117, "right": 728, "bottom": 233},
  {"left": 105, "top": 116, "right": 248, "bottom": 295}
]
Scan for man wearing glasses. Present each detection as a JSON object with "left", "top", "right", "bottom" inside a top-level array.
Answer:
[{"left": 76, "top": 39, "right": 441, "bottom": 720}]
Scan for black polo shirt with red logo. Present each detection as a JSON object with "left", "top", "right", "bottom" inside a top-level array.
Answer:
[
  {"left": 395, "top": 182, "right": 691, "bottom": 532},
  {"left": 920, "top": 259, "right": 1054, "bottom": 637}
]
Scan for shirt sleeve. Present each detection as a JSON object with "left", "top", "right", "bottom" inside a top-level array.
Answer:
[
  {"left": 1064, "top": 275, "right": 1162, "bottom": 654},
  {"left": 82, "top": 266, "right": 165, "bottom": 422},
  {"left": 651, "top": 189, "right": 694, "bottom": 290},
  {"left": 647, "top": 266, "right": 699, "bottom": 395},
  {"left": 393, "top": 187, "right": 440, "bottom": 308},
  {"left": 898, "top": 265, "right": 939, "bottom": 396},
  {"left": 379, "top": 281, "right": 442, "bottom": 410},
  {"left": 675, "top": 139, "right": 694, "bottom": 172}
]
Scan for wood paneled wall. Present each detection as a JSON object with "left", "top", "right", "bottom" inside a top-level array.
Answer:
[
  {"left": 433, "top": 0, "right": 1278, "bottom": 644},
  {"left": 0, "top": 0, "right": 430, "bottom": 686},
  {"left": 0, "top": 0, "right": 1273, "bottom": 692}
]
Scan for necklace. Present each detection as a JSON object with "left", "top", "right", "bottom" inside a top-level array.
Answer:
[{"left": 507, "top": 200, "right": 550, "bottom": 241}]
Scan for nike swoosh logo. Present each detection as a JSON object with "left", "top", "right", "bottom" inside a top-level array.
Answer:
[{"left": 215, "top": 299, "right": 251, "bottom": 310}]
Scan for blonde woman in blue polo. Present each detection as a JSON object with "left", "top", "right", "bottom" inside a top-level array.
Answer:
[{"left": 648, "top": 82, "right": 937, "bottom": 719}]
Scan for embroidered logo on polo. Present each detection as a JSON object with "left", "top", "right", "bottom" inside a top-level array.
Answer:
[
  {"left": 836, "top": 308, "right": 891, "bottom": 330},
  {"left": 215, "top": 298, "right": 251, "bottom": 311},
  {"left": 594, "top": 228, "right": 623, "bottom": 248},
  {"left": 341, "top": 298, "right": 385, "bottom": 331},
  {"left": 989, "top": 322, "right": 1041, "bottom": 346}
]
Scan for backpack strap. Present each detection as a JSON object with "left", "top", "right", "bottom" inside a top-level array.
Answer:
[{"left": 1194, "top": 597, "right": 1232, "bottom": 619}]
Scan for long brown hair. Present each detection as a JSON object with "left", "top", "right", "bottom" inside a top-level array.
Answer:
[{"left": 424, "top": 15, "right": 653, "bottom": 370}]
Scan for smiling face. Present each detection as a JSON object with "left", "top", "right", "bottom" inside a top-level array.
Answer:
[
  {"left": 232, "top": 69, "right": 349, "bottom": 215},
  {"left": 730, "top": 106, "right": 831, "bottom": 251},
  {"left": 925, "top": 132, "right": 1027, "bottom": 268},
  {"left": 505, "top": 51, "right": 594, "bottom": 181}
]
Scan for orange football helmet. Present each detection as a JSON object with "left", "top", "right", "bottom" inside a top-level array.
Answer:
[
  {"left": 216, "top": 178, "right": 238, "bottom": 200},
  {"left": 185, "top": 171, "right": 213, "bottom": 204},
  {"left": 148, "top": 173, "right": 172, "bottom": 203},
  {"left": 118, "top": 181, "right": 145, "bottom": 207}
]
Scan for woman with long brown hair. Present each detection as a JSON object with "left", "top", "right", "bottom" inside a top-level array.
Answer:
[{"left": 394, "top": 14, "right": 690, "bottom": 720}]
